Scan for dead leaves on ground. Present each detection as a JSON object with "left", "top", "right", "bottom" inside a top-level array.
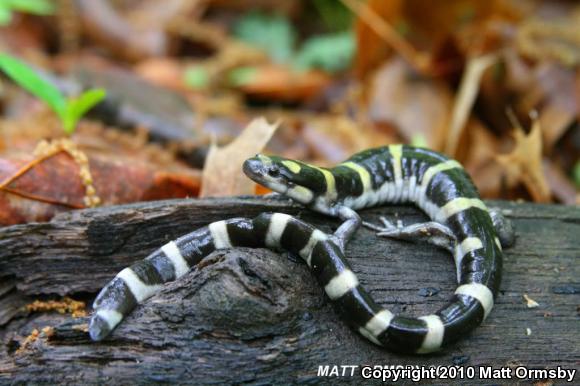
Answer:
[
  {"left": 351, "top": 0, "right": 520, "bottom": 77},
  {"left": 0, "top": 114, "right": 201, "bottom": 225},
  {"left": 1, "top": 0, "right": 578, "bottom": 216}
]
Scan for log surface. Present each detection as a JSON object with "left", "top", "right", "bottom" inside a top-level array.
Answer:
[{"left": 0, "top": 197, "right": 579, "bottom": 385}]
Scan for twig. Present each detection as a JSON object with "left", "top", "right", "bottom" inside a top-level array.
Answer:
[
  {"left": 444, "top": 54, "right": 497, "bottom": 156},
  {"left": 339, "top": 0, "right": 429, "bottom": 74}
]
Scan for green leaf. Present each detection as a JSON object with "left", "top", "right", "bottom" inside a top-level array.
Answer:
[
  {"left": 0, "top": 6, "right": 13, "bottom": 25},
  {"left": 0, "top": 53, "right": 66, "bottom": 118},
  {"left": 4, "top": 0, "right": 55, "bottom": 15},
  {"left": 62, "top": 88, "right": 106, "bottom": 134},
  {"left": 234, "top": 11, "right": 295, "bottom": 63},
  {"left": 184, "top": 66, "right": 209, "bottom": 90},
  {"left": 228, "top": 66, "right": 258, "bottom": 87},
  {"left": 293, "top": 31, "right": 355, "bottom": 73}
]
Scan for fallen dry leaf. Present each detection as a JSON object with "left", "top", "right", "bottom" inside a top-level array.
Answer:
[
  {"left": 231, "top": 65, "right": 332, "bottom": 103},
  {"left": 534, "top": 63, "right": 578, "bottom": 150},
  {"left": 350, "top": 0, "right": 516, "bottom": 77},
  {"left": 463, "top": 119, "right": 504, "bottom": 196},
  {"left": 347, "top": 0, "right": 427, "bottom": 77},
  {"left": 496, "top": 112, "right": 551, "bottom": 202},
  {"left": 0, "top": 151, "right": 201, "bottom": 225},
  {"left": 303, "top": 115, "right": 396, "bottom": 164},
  {"left": 200, "top": 118, "right": 278, "bottom": 197},
  {"left": 542, "top": 159, "right": 578, "bottom": 205},
  {"left": 368, "top": 58, "right": 452, "bottom": 150},
  {"left": 476, "top": 51, "right": 536, "bottom": 135},
  {"left": 517, "top": 17, "right": 580, "bottom": 67},
  {"left": 134, "top": 57, "right": 188, "bottom": 92}
]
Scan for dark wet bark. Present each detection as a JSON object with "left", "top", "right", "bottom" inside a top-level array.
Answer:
[{"left": 1, "top": 198, "right": 578, "bottom": 385}]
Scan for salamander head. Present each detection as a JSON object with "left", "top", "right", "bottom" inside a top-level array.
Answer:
[{"left": 243, "top": 154, "right": 320, "bottom": 205}]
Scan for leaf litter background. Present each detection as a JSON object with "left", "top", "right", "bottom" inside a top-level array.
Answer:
[{"left": 0, "top": 0, "right": 578, "bottom": 227}]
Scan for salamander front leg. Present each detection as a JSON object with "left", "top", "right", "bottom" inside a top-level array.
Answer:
[
  {"left": 331, "top": 206, "right": 362, "bottom": 253},
  {"left": 363, "top": 217, "right": 456, "bottom": 253}
]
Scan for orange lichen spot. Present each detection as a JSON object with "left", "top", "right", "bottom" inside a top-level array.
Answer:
[
  {"left": 25, "top": 296, "right": 87, "bottom": 318},
  {"left": 15, "top": 326, "right": 55, "bottom": 355},
  {"left": 15, "top": 328, "right": 40, "bottom": 355},
  {"left": 41, "top": 326, "right": 55, "bottom": 338}
]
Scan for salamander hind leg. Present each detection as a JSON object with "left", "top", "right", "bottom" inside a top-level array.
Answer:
[
  {"left": 489, "top": 208, "right": 515, "bottom": 248},
  {"left": 363, "top": 217, "right": 456, "bottom": 253}
]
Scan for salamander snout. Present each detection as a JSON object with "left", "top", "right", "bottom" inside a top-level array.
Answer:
[
  {"left": 242, "top": 156, "right": 267, "bottom": 181},
  {"left": 243, "top": 155, "right": 292, "bottom": 195}
]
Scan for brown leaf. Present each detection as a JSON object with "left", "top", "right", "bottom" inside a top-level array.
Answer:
[
  {"left": 349, "top": 0, "right": 414, "bottom": 78},
  {"left": 368, "top": 58, "right": 452, "bottom": 150},
  {"left": 535, "top": 64, "right": 578, "bottom": 150},
  {"left": 350, "top": 0, "right": 516, "bottom": 77},
  {"left": 463, "top": 120, "right": 504, "bottom": 197},
  {"left": 496, "top": 114, "right": 551, "bottom": 202},
  {"left": 473, "top": 52, "right": 577, "bottom": 151},
  {"left": 134, "top": 58, "right": 188, "bottom": 92},
  {"left": 303, "top": 115, "right": 397, "bottom": 164},
  {"left": 0, "top": 151, "right": 201, "bottom": 225},
  {"left": 542, "top": 159, "right": 578, "bottom": 205},
  {"left": 517, "top": 17, "right": 580, "bottom": 67},
  {"left": 200, "top": 118, "right": 278, "bottom": 197},
  {"left": 232, "top": 65, "right": 331, "bottom": 103}
]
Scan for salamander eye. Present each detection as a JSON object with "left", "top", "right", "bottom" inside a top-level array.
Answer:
[{"left": 267, "top": 166, "right": 280, "bottom": 177}]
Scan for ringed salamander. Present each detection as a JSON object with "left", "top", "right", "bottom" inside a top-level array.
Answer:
[{"left": 89, "top": 145, "right": 514, "bottom": 354}]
